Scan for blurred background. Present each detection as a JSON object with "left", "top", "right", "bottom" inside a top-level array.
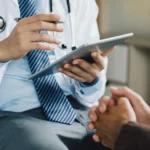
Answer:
[{"left": 96, "top": 0, "right": 150, "bottom": 104}]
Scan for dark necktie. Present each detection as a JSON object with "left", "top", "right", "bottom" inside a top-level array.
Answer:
[{"left": 18, "top": 0, "right": 76, "bottom": 124}]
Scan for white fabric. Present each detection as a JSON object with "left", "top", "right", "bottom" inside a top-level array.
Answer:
[{"left": 0, "top": 0, "right": 107, "bottom": 108}]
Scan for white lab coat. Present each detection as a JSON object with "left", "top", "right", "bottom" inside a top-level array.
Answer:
[{"left": 0, "top": 0, "right": 107, "bottom": 107}]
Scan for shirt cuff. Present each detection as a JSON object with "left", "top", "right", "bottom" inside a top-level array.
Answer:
[
  {"left": 80, "top": 77, "right": 100, "bottom": 87},
  {"left": 78, "top": 75, "right": 101, "bottom": 95}
]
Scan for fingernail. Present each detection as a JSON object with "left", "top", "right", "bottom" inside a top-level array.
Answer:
[
  {"left": 110, "top": 87, "right": 118, "bottom": 91},
  {"left": 92, "top": 53, "right": 97, "bottom": 57},
  {"left": 59, "top": 26, "right": 64, "bottom": 31}
]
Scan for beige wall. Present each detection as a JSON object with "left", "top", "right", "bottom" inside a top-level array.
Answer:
[
  {"left": 100, "top": 0, "right": 150, "bottom": 36},
  {"left": 98, "top": 0, "right": 150, "bottom": 103}
]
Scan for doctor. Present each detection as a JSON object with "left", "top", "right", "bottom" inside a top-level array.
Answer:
[{"left": 0, "top": 0, "right": 110, "bottom": 150}]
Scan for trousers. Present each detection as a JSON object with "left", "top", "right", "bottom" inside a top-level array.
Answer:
[{"left": 0, "top": 97, "right": 110, "bottom": 150}]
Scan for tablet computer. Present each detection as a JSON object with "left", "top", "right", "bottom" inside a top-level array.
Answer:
[{"left": 29, "top": 33, "right": 133, "bottom": 79}]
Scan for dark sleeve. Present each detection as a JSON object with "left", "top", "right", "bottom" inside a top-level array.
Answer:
[{"left": 115, "top": 122, "right": 150, "bottom": 150}]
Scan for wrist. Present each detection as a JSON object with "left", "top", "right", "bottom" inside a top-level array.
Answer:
[
  {"left": 0, "top": 40, "right": 11, "bottom": 62},
  {"left": 82, "top": 77, "right": 100, "bottom": 86}
]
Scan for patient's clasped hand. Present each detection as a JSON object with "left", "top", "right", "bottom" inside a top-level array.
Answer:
[{"left": 88, "top": 87, "right": 150, "bottom": 149}]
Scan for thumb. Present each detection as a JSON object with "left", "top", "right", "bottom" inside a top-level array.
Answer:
[
  {"left": 110, "top": 87, "right": 138, "bottom": 100},
  {"left": 101, "top": 47, "right": 116, "bottom": 57},
  {"left": 110, "top": 87, "right": 124, "bottom": 97},
  {"left": 118, "top": 97, "right": 137, "bottom": 122},
  {"left": 110, "top": 87, "right": 145, "bottom": 107}
]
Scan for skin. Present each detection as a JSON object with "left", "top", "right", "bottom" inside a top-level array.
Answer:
[
  {"left": 90, "top": 97, "right": 136, "bottom": 149},
  {"left": 59, "top": 52, "right": 105, "bottom": 83},
  {"left": 59, "top": 48, "right": 115, "bottom": 83},
  {"left": 110, "top": 87, "right": 150, "bottom": 125},
  {"left": 0, "top": 14, "right": 63, "bottom": 62},
  {"left": 88, "top": 87, "right": 150, "bottom": 144},
  {"left": 0, "top": 13, "right": 115, "bottom": 83}
]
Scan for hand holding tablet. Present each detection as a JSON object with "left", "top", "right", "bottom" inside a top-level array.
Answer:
[{"left": 29, "top": 33, "right": 133, "bottom": 80}]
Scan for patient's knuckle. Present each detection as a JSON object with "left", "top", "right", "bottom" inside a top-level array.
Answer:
[
  {"left": 99, "top": 96, "right": 109, "bottom": 103},
  {"left": 120, "top": 97, "right": 126, "bottom": 101},
  {"left": 136, "top": 94, "right": 143, "bottom": 101},
  {"left": 119, "top": 97, "right": 129, "bottom": 106}
]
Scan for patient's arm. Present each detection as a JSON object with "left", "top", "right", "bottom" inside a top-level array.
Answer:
[{"left": 115, "top": 122, "right": 150, "bottom": 150}]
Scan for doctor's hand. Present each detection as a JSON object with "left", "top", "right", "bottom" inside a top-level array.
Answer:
[
  {"left": 59, "top": 48, "right": 114, "bottom": 83},
  {"left": 0, "top": 14, "right": 63, "bottom": 62}
]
